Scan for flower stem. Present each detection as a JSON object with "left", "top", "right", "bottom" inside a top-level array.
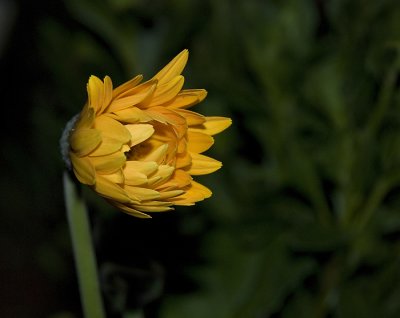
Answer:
[{"left": 63, "top": 172, "right": 106, "bottom": 318}]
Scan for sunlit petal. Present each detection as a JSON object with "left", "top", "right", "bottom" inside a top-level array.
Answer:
[
  {"left": 189, "top": 116, "right": 232, "bottom": 136},
  {"left": 152, "top": 49, "right": 188, "bottom": 85},
  {"left": 187, "top": 131, "right": 214, "bottom": 153},
  {"left": 188, "top": 153, "right": 222, "bottom": 175}
]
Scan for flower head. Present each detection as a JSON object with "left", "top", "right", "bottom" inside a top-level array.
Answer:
[{"left": 65, "top": 50, "right": 231, "bottom": 218}]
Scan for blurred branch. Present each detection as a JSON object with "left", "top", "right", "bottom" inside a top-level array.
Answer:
[
  {"left": 357, "top": 170, "right": 400, "bottom": 232},
  {"left": 366, "top": 45, "right": 400, "bottom": 137},
  {"left": 65, "top": 0, "right": 137, "bottom": 74}
]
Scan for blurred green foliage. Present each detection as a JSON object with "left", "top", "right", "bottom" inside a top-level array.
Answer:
[{"left": 3, "top": 0, "right": 400, "bottom": 317}]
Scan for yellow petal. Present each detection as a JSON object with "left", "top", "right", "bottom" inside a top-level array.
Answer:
[
  {"left": 99, "top": 76, "right": 113, "bottom": 114},
  {"left": 95, "top": 175, "right": 131, "bottom": 203},
  {"left": 125, "top": 173, "right": 148, "bottom": 186},
  {"left": 158, "top": 189, "right": 185, "bottom": 199},
  {"left": 142, "top": 144, "right": 169, "bottom": 163},
  {"left": 90, "top": 151, "right": 126, "bottom": 173},
  {"left": 89, "top": 135, "right": 123, "bottom": 156},
  {"left": 112, "top": 75, "right": 143, "bottom": 98},
  {"left": 139, "top": 200, "right": 174, "bottom": 207},
  {"left": 99, "top": 169, "right": 124, "bottom": 184},
  {"left": 108, "top": 107, "right": 153, "bottom": 123},
  {"left": 170, "top": 181, "right": 212, "bottom": 205},
  {"left": 146, "top": 106, "right": 186, "bottom": 126},
  {"left": 192, "top": 180, "right": 212, "bottom": 198},
  {"left": 189, "top": 117, "right": 232, "bottom": 136},
  {"left": 146, "top": 75, "right": 184, "bottom": 107},
  {"left": 175, "top": 109, "right": 206, "bottom": 126},
  {"left": 70, "top": 128, "right": 101, "bottom": 157},
  {"left": 124, "top": 160, "right": 158, "bottom": 176},
  {"left": 152, "top": 50, "right": 188, "bottom": 85},
  {"left": 131, "top": 205, "right": 173, "bottom": 212},
  {"left": 94, "top": 115, "right": 131, "bottom": 144},
  {"left": 124, "top": 185, "right": 160, "bottom": 201},
  {"left": 187, "top": 131, "right": 214, "bottom": 153},
  {"left": 170, "top": 200, "right": 194, "bottom": 206},
  {"left": 75, "top": 106, "right": 96, "bottom": 129},
  {"left": 175, "top": 151, "right": 192, "bottom": 169},
  {"left": 154, "top": 165, "right": 175, "bottom": 178},
  {"left": 122, "top": 144, "right": 130, "bottom": 152},
  {"left": 123, "top": 166, "right": 148, "bottom": 186},
  {"left": 147, "top": 176, "right": 162, "bottom": 186},
  {"left": 149, "top": 165, "right": 175, "bottom": 186},
  {"left": 172, "top": 169, "right": 193, "bottom": 187},
  {"left": 87, "top": 76, "right": 104, "bottom": 113},
  {"left": 177, "top": 139, "right": 187, "bottom": 154},
  {"left": 188, "top": 153, "right": 222, "bottom": 175},
  {"left": 157, "top": 169, "right": 192, "bottom": 190},
  {"left": 145, "top": 107, "right": 187, "bottom": 139},
  {"left": 124, "top": 124, "right": 154, "bottom": 147},
  {"left": 109, "top": 201, "right": 151, "bottom": 218},
  {"left": 107, "top": 81, "right": 157, "bottom": 113},
  {"left": 162, "top": 89, "right": 207, "bottom": 109},
  {"left": 70, "top": 152, "right": 96, "bottom": 185}
]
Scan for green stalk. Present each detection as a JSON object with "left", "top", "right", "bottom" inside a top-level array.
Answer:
[{"left": 63, "top": 172, "right": 106, "bottom": 318}]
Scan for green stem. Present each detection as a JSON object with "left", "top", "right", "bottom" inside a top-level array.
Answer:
[{"left": 63, "top": 172, "right": 106, "bottom": 318}]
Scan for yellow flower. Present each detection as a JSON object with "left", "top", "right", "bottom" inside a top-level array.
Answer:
[{"left": 66, "top": 50, "right": 231, "bottom": 218}]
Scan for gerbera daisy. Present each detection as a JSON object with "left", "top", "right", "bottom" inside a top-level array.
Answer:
[{"left": 62, "top": 50, "right": 231, "bottom": 218}]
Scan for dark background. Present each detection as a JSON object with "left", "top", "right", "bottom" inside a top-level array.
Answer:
[{"left": 2, "top": 0, "right": 400, "bottom": 317}]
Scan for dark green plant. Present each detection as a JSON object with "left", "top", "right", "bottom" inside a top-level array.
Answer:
[{"left": 6, "top": 0, "right": 400, "bottom": 317}]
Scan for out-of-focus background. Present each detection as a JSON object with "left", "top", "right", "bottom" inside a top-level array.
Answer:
[{"left": 2, "top": 0, "right": 400, "bottom": 317}]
